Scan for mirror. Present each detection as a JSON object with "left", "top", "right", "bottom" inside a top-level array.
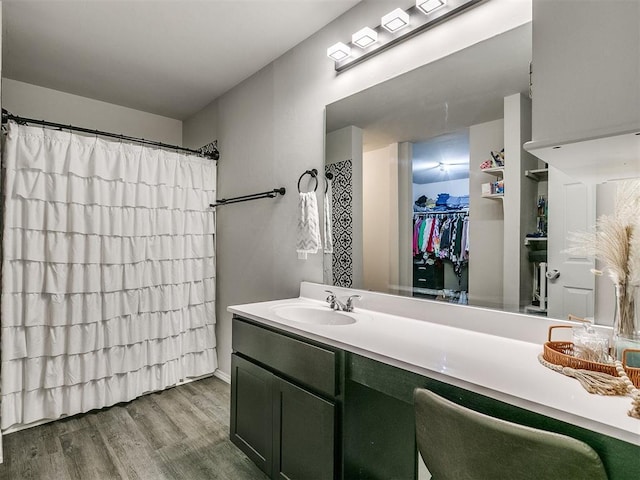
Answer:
[{"left": 324, "top": 23, "right": 618, "bottom": 324}]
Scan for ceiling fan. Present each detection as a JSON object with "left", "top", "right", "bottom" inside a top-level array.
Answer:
[{"left": 421, "top": 160, "right": 469, "bottom": 172}]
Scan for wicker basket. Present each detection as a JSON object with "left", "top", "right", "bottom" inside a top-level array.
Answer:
[
  {"left": 544, "top": 326, "right": 640, "bottom": 388},
  {"left": 622, "top": 349, "right": 640, "bottom": 389},
  {"left": 543, "top": 325, "right": 618, "bottom": 376}
]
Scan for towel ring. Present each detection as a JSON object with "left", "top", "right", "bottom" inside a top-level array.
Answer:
[
  {"left": 298, "top": 169, "right": 318, "bottom": 193},
  {"left": 324, "top": 172, "right": 334, "bottom": 194}
]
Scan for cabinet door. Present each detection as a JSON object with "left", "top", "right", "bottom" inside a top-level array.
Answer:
[
  {"left": 273, "top": 377, "right": 335, "bottom": 480},
  {"left": 230, "top": 354, "right": 274, "bottom": 476}
]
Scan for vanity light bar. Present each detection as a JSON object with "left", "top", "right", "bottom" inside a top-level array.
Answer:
[
  {"left": 328, "top": 0, "right": 485, "bottom": 72},
  {"left": 381, "top": 8, "right": 410, "bottom": 33},
  {"left": 327, "top": 42, "right": 351, "bottom": 61},
  {"left": 352, "top": 27, "right": 378, "bottom": 48},
  {"left": 417, "top": 0, "right": 447, "bottom": 14}
]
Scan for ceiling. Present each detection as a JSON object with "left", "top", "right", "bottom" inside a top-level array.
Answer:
[
  {"left": 412, "top": 131, "right": 470, "bottom": 184},
  {"left": 2, "top": 0, "right": 361, "bottom": 120}
]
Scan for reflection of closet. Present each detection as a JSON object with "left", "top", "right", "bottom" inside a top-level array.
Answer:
[
  {"left": 412, "top": 211, "right": 469, "bottom": 302},
  {"left": 411, "top": 132, "right": 470, "bottom": 303}
]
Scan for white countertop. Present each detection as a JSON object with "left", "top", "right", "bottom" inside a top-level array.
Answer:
[{"left": 228, "top": 282, "right": 640, "bottom": 446}]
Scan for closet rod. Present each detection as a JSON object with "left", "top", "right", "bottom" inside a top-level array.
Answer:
[
  {"left": 210, "top": 188, "right": 286, "bottom": 208},
  {"left": 414, "top": 209, "right": 469, "bottom": 216},
  {"left": 1, "top": 109, "right": 219, "bottom": 161}
]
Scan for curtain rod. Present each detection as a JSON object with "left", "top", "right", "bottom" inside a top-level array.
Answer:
[
  {"left": 210, "top": 188, "right": 286, "bottom": 208},
  {"left": 1, "top": 109, "right": 219, "bottom": 161}
]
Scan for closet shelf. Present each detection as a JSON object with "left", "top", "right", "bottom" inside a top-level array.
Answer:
[
  {"left": 481, "top": 193, "right": 504, "bottom": 199},
  {"left": 524, "top": 237, "right": 547, "bottom": 246},
  {"left": 525, "top": 168, "right": 549, "bottom": 181},
  {"left": 480, "top": 166, "right": 504, "bottom": 176}
]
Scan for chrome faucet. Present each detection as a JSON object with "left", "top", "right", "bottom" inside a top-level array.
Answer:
[
  {"left": 325, "top": 290, "right": 362, "bottom": 312},
  {"left": 345, "top": 294, "right": 362, "bottom": 312},
  {"left": 325, "top": 290, "right": 345, "bottom": 311}
]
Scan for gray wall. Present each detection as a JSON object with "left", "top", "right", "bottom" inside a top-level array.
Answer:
[
  {"left": 2, "top": 78, "right": 182, "bottom": 144},
  {"left": 468, "top": 118, "right": 504, "bottom": 309},
  {"left": 182, "top": 97, "right": 218, "bottom": 151},
  {"left": 182, "top": 0, "right": 533, "bottom": 376},
  {"left": 503, "top": 93, "right": 537, "bottom": 310}
]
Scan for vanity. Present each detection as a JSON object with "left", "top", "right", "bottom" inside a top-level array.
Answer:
[
  {"left": 230, "top": 282, "right": 640, "bottom": 480},
  {"left": 230, "top": 313, "right": 339, "bottom": 479}
]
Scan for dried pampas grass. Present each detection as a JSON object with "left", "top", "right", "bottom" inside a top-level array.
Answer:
[{"left": 567, "top": 179, "right": 640, "bottom": 336}]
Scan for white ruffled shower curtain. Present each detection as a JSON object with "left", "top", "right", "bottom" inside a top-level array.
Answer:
[{"left": 0, "top": 123, "right": 217, "bottom": 431}]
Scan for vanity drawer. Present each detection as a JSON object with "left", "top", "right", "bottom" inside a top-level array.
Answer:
[{"left": 232, "top": 317, "right": 337, "bottom": 398}]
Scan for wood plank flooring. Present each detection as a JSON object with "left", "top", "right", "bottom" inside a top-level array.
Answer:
[{"left": 0, "top": 376, "right": 268, "bottom": 480}]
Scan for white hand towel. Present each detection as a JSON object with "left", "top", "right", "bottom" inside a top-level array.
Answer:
[
  {"left": 323, "top": 181, "right": 333, "bottom": 254},
  {"left": 297, "top": 191, "right": 322, "bottom": 259}
]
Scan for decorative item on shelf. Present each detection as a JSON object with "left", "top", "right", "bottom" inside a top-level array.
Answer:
[
  {"left": 567, "top": 179, "right": 640, "bottom": 361},
  {"left": 479, "top": 148, "right": 505, "bottom": 170},
  {"left": 479, "top": 159, "right": 493, "bottom": 170},
  {"left": 481, "top": 181, "right": 504, "bottom": 197},
  {"left": 490, "top": 148, "right": 505, "bottom": 167}
]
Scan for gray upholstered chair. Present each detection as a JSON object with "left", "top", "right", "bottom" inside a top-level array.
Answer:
[{"left": 414, "top": 388, "right": 608, "bottom": 480}]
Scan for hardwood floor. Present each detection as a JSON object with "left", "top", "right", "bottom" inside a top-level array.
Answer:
[{"left": 0, "top": 377, "right": 268, "bottom": 480}]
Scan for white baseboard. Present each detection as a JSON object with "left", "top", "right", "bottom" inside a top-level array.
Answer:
[{"left": 213, "top": 369, "right": 231, "bottom": 384}]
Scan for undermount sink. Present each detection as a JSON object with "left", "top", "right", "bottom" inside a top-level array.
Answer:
[{"left": 271, "top": 304, "right": 357, "bottom": 326}]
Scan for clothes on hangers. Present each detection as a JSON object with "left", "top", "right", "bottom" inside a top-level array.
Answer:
[{"left": 413, "top": 212, "right": 469, "bottom": 273}]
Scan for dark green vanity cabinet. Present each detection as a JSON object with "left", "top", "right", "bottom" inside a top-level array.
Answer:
[
  {"left": 230, "top": 317, "right": 341, "bottom": 480},
  {"left": 344, "top": 354, "right": 640, "bottom": 480},
  {"left": 230, "top": 354, "right": 274, "bottom": 474},
  {"left": 231, "top": 315, "right": 640, "bottom": 480}
]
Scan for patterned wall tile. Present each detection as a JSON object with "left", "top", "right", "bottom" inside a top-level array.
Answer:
[{"left": 326, "top": 160, "right": 353, "bottom": 288}]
